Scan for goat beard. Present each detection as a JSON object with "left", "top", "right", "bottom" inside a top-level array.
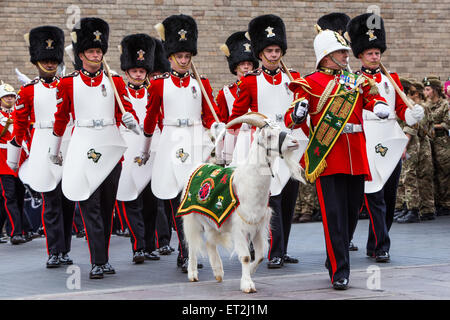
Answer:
[{"left": 283, "top": 149, "right": 306, "bottom": 184}]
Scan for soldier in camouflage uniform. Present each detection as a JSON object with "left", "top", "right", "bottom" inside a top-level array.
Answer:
[
  {"left": 394, "top": 168, "right": 407, "bottom": 220},
  {"left": 424, "top": 77, "right": 450, "bottom": 216},
  {"left": 396, "top": 78, "right": 436, "bottom": 223},
  {"left": 294, "top": 179, "right": 320, "bottom": 223}
]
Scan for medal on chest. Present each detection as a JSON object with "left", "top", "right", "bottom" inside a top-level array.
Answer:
[
  {"left": 191, "top": 86, "right": 198, "bottom": 99},
  {"left": 384, "top": 81, "right": 390, "bottom": 94},
  {"left": 101, "top": 84, "right": 107, "bottom": 97}
]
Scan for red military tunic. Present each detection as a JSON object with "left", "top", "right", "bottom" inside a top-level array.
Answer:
[
  {"left": 144, "top": 71, "right": 221, "bottom": 136},
  {"left": 0, "top": 109, "right": 28, "bottom": 176},
  {"left": 229, "top": 66, "right": 300, "bottom": 128},
  {"left": 53, "top": 69, "right": 138, "bottom": 137},
  {"left": 215, "top": 81, "right": 239, "bottom": 123},
  {"left": 284, "top": 69, "right": 388, "bottom": 180},
  {"left": 358, "top": 67, "right": 408, "bottom": 121},
  {"left": 13, "top": 77, "right": 59, "bottom": 145}
]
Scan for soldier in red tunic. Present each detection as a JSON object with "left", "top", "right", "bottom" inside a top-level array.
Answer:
[
  {"left": 229, "top": 14, "right": 306, "bottom": 269},
  {"left": 7, "top": 26, "right": 76, "bottom": 266},
  {"left": 0, "top": 83, "right": 31, "bottom": 245},
  {"left": 284, "top": 28, "right": 390, "bottom": 290},
  {"left": 347, "top": 13, "right": 424, "bottom": 262},
  {"left": 51, "top": 17, "right": 139, "bottom": 279},
  {"left": 141, "top": 14, "right": 222, "bottom": 272},
  {"left": 215, "top": 31, "right": 258, "bottom": 165},
  {"left": 115, "top": 33, "right": 161, "bottom": 264}
]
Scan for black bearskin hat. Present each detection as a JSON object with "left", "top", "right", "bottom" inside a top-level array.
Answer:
[
  {"left": 120, "top": 33, "right": 156, "bottom": 73},
  {"left": 347, "top": 13, "right": 386, "bottom": 58},
  {"left": 317, "top": 13, "right": 351, "bottom": 35},
  {"left": 221, "top": 31, "right": 259, "bottom": 75},
  {"left": 152, "top": 39, "right": 171, "bottom": 74},
  {"left": 27, "top": 26, "right": 65, "bottom": 64},
  {"left": 71, "top": 17, "right": 109, "bottom": 56},
  {"left": 156, "top": 14, "right": 198, "bottom": 57},
  {"left": 247, "top": 14, "right": 287, "bottom": 59}
]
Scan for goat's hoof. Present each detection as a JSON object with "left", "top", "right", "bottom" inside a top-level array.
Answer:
[
  {"left": 215, "top": 275, "right": 223, "bottom": 282},
  {"left": 242, "top": 287, "right": 257, "bottom": 294},
  {"left": 188, "top": 271, "right": 198, "bottom": 282},
  {"left": 241, "top": 281, "right": 256, "bottom": 293}
]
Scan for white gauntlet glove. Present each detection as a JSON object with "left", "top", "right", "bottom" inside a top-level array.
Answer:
[
  {"left": 122, "top": 112, "right": 140, "bottom": 135},
  {"left": 134, "top": 135, "right": 152, "bottom": 166},
  {"left": 7, "top": 139, "right": 21, "bottom": 171},
  {"left": 48, "top": 134, "right": 63, "bottom": 166},
  {"left": 373, "top": 102, "right": 390, "bottom": 119},
  {"left": 404, "top": 104, "right": 425, "bottom": 126}
]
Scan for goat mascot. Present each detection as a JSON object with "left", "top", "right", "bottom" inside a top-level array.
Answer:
[{"left": 178, "top": 112, "right": 304, "bottom": 293}]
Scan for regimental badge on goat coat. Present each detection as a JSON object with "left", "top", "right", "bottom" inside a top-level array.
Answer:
[{"left": 177, "top": 164, "right": 239, "bottom": 228}]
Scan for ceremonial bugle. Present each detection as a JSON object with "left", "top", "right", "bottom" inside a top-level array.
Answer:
[{"left": 190, "top": 60, "right": 220, "bottom": 123}]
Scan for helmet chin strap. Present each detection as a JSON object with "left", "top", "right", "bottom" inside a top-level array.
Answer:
[
  {"left": 125, "top": 71, "right": 146, "bottom": 85},
  {"left": 37, "top": 62, "right": 58, "bottom": 74},
  {"left": 1, "top": 98, "right": 14, "bottom": 109},
  {"left": 261, "top": 53, "right": 281, "bottom": 67},
  {"left": 81, "top": 53, "right": 102, "bottom": 66},
  {"left": 170, "top": 54, "right": 191, "bottom": 72},
  {"left": 329, "top": 53, "right": 348, "bottom": 70}
]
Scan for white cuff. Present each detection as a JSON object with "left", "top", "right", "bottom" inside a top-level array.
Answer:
[{"left": 404, "top": 108, "right": 418, "bottom": 126}]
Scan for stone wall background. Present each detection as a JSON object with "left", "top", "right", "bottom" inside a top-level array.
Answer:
[{"left": 0, "top": 0, "right": 449, "bottom": 93}]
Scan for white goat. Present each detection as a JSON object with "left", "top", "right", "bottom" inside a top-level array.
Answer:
[{"left": 181, "top": 112, "right": 304, "bottom": 293}]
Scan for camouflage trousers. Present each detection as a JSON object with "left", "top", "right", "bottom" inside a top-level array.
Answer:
[
  {"left": 294, "top": 179, "right": 319, "bottom": 219},
  {"left": 431, "top": 135, "right": 450, "bottom": 209},
  {"left": 402, "top": 135, "right": 435, "bottom": 215},
  {"left": 395, "top": 167, "right": 406, "bottom": 210}
]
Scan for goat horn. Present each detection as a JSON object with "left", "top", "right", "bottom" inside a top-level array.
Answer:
[{"left": 225, "top": 112, "right": 268, "bottom": 129}]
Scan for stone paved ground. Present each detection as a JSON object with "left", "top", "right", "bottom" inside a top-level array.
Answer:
[{"left": 1, "top": 216, "right": 450, "bottom": 301}]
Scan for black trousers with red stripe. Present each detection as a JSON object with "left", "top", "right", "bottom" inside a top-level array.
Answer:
[
  {"left": 365, "top": 160, "right": 402, "bottom": 255},
  {"left": 163, "top": 194, "right": 187, "bottom": 259},
  {"left": 78, "top": 163, "right": 122, "bottom": 265},
  {"left": 116, "top": 182, "right": 159, "bottom": 253},
  {"left": 72, "top": 203, "right": 84, "bottom": 234},
  {"left": 0, "top": 174, "right": 28, "bottom": 237},
  {"left": 268, "top": 178, "right": 300, "bottom": 259},
  {"left": 154, "top": 204, "right": 172, "bottom": 249},
  {"left": 316, "top": 174, "right": 365, "bottom": 283},
  {"left": 41, "top": 182, "right": 75, "bottom": 255}
]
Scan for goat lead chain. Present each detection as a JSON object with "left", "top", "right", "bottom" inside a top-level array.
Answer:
[{"left": 235, "top": 208, "right": 267, "bottom": 225}]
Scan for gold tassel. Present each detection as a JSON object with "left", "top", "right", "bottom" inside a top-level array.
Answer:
[
  {"left": 305, "top": 160, "right": 327, "bottom": 183},
  {"left": 364, "top": 75, "right": 379, "bottom": 95}
]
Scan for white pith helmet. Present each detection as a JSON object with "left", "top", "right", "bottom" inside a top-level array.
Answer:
[
  {"left": 0, "top": 83, "right": 17, "bottom": 99},
  {"left": 313, "top": 29, "right": 350, "bottom": 69}
]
